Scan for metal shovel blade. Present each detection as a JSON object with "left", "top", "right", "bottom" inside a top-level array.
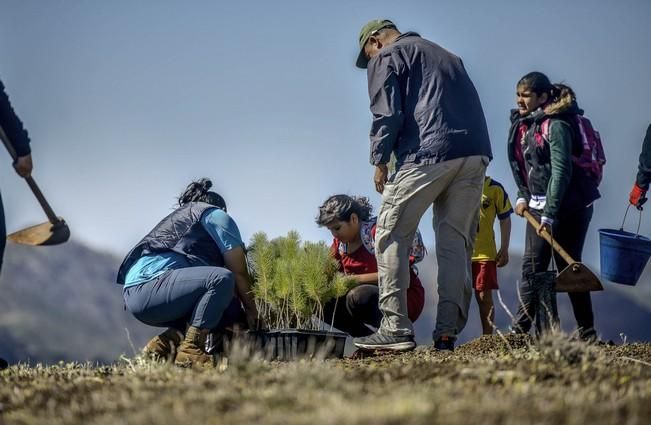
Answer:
[
  {"left": 555, "top": 262, "right": 604, "bottom": 293},
  {"left": 7, "top": 218, "right": 70, "bottom": 246}
]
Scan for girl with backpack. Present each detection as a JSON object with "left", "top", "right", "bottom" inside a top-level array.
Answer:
[
  {"left": 507, "top": 72, "right": 602, "bottom": 340},
  {"left": 316, "top": 195, "right": 425, "bottom": 337}
]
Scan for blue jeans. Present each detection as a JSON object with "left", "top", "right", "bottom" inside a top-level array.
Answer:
[{"left": 123, "top": 266, "right": 235, "bottom": 331}]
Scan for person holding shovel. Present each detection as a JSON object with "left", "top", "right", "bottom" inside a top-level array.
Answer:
[
  {"left": 117, "top": 178, "right": 262, "bottom": 368},
  {"left": 507, "top": 73, "right": 601, "bottom": 339},
  {"left": 352, "top": 19, "right": 492, "bottom": 352},
  {"left": 0, "top": 79, "right": 33, "bottom": 370},
  {"left": 0, "top": 79, "right": 33, "bottom": 275},
  {"left": 317, "top": 194, "right": 425, "bottom": 337},
  {"left": 629, "top": 124, "right": 651, "bottom": 210}
]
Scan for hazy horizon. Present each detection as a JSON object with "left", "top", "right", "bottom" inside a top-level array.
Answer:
[{"left": 2, "top": 1, "right": 650, "bottom": 277}]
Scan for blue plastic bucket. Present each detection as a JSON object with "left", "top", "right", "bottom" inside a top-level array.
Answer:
[{"left": 598, "top": 228, "right": 651, "bottom": 285}]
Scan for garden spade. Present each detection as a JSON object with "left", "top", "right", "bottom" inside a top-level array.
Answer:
[
  {"left": 523, "top": 210, "right": 602, "bottom": 292},
  {"left": 0, "top": 126, "right": 70, "bottom": 246}
]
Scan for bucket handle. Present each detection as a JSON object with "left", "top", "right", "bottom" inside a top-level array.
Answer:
[{"left": 621, "top": 204, "right": 643, "bottom": 237}]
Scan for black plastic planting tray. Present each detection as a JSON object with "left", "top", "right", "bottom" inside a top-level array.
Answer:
[{"left": 247, "top": 329, "right": 347, "bottom": 361}]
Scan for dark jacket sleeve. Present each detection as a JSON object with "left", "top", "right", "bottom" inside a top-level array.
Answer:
[
  {"left": 367, "top": 51, "right": 403, "bottom": 166},
  {"left": 636, "top": 124, "right": 651, "bottom": 190},
  {"left": 543, "top": 120, "right": 573, "bottom": 219},
  {"left": 0, "top": 80, "right": 31, "bottom": 157},
  {"left": 506, "top": 119, "right": 531, "bottom": 202}
]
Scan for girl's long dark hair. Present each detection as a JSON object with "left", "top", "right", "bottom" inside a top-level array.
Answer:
[
  {"left": 316, "top": 195, "right": 373, "bottom": 226},
  {"left": 178, "top": 178, "right": 227, "bottom": 211}
]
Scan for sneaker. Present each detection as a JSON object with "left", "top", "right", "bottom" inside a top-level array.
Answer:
[
  {"left": 353, "top": 331, "right": 416, "bottom": 352},
  {"left": 578, "top": 327, "right": 598, "bottom": 343},
  {"left": 434, "top": 336, "right": 455, "bottom": 351}
]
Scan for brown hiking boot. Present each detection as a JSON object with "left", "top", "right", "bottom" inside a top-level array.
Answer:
[
  {"left": 143, "top": 328, "right": 183, "bottom": 361},
  {"left": 174, "top": 326, "right": 214, "bottom": 369}
]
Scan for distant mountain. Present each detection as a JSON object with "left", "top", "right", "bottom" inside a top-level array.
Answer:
[
  {"left": 1, "top": 239, "right": 649, "bottom": 365},
  {"left": 0, "top": 240, "right": 154, "bottom": 365}
]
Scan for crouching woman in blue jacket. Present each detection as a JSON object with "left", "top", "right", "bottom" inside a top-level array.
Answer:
[{"left": 117, "top": 178, "right": 261, "bottom": 368}]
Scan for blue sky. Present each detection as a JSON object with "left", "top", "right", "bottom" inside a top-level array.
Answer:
[{"left": 1, "top": 0, "right": 650, "bottom": 272}]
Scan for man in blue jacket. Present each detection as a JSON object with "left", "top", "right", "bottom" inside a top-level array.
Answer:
[
  {"left": 0, "top": 79, "right": 33, "bottom": 369},
  {"left": 352, "top": 20, "right": 492, "bottom": 352}
]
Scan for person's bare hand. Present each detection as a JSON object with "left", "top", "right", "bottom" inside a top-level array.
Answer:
[
  {"left": 496, "top": 248, "right": 509, "bottom": 267},
  {"left": 14, "top": 154, "right": 32, "bottom": 178},
  {"left": 537, "top": 222, "right": 552, "bottom": 237},
  {"left": 374, "top": 164, "right": 388, "bottom": 194},
  {"left": 246, "top": 310, "right": 266, "bottom": 331},
  {"left": 515, "top": 202, "right": 527, "bottom": 217}
]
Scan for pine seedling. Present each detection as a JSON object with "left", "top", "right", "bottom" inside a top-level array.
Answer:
[
  {"left": 275, "top": 230, "right": 301, "bottom": 262},
  {"left": 248, "top": 232, "right": 276, "bottom": 324},
  {"left": 248, "top": 230, "right": 360, "bottom": 330},
  {"left": 291, "top": 285, "right": 312, "bottom": 329},
  {"left": 299, "top": 241, "right": 336, "bottom": 326},
  {"left": 332, "top": 273, "right": 357, "bottom": 299},
  {"left": 285, "top": 233, "right": 309, "bottom": 328},
  {"left": 273, "top": 257, "right": 295, "bottom": 328}
]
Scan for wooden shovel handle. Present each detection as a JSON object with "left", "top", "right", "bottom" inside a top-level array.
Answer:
[
  {"left": 0, "top": 125, "right": 60, "bottom": 224},
  {"left": 522, "top": 210, "right": 576, "bottom": 265}
]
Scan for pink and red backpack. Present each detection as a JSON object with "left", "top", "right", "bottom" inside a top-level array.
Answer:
[{"left": 539, "top": 115, "right": 606, "bottom": 185}]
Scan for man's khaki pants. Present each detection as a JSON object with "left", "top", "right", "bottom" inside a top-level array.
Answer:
[{"left": 375, "top": 155, "right": 488, "bottom": 340}]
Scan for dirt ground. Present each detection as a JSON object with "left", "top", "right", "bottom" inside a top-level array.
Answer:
[{"left": 1, "top": 333, "right": 650, "bottom": 425}]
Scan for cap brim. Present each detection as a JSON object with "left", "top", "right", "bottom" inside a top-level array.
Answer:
[{"left": 356, "top": 49, "right": 369, "bottom": 69}]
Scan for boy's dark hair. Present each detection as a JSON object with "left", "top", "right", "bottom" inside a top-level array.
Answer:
[
  {"left": 178, "top": 178, "right": 226, "bottom": 211},
  {"left": 316, "top": 195, "right": 373, "bottom": 226}
]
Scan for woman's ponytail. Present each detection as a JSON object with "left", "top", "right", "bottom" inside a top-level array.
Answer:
[{"left": 178, "top": 178, "right": 227, "bottom": 211}]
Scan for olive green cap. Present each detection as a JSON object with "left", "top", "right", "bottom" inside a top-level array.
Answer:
[{"left": 356, "top": 19, "right": 395, "bottom": 69}]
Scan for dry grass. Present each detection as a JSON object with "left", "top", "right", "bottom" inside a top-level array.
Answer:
[{"left": 1, "top": 334, "right": 650, "bottom": 425}]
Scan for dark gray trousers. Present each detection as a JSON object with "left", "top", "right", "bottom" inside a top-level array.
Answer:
[
  {"left": 514, "top": 206, "right": 595, "bottom": 334},
  {"left": 323, "top": 284, "right": 383, "bottom": 337}
]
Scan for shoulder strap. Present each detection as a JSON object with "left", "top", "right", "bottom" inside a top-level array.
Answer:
[
  {"left": 360, "top": 219, "right": 376, "bottom": 255},
  {"left": 540, "top": 118, "right": 551, "bottom": 140},
  {"left": 359, "top": 217, "right": 426, "bottom": 262},
  {"left": 410, "top": 230, "right": 426, "bottom": 264}
]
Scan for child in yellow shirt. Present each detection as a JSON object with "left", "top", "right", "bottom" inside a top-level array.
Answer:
[{"left": 472, "top": 176, "right": 512, "bottom": 334}]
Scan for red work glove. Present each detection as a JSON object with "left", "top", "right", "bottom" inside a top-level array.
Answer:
[{"left": 630, "top": 183, "right": 648, "bottom": 210}]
